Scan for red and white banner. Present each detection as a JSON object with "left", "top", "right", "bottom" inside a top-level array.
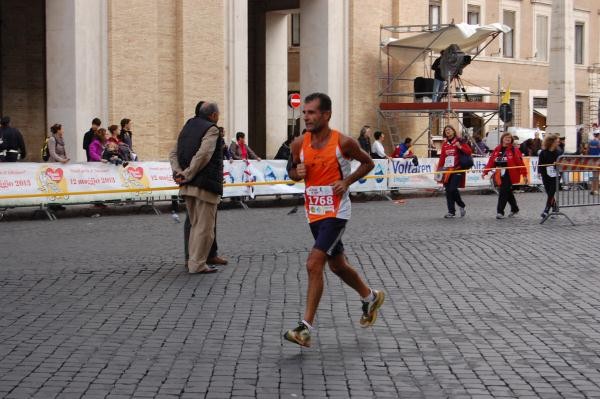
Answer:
[{"left": 0, "top": 157, "right": 547, "bottom": 207}]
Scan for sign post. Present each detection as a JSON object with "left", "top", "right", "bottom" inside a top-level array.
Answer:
[{"left": 288, "top": 93, "right": 301, "bottom": 138}]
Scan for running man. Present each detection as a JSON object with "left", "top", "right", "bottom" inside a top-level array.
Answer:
[{"left": 284, "top": 92, "right": 385, "bottom": 347}]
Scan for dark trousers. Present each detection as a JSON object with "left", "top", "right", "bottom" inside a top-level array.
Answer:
[
  {"left": 542, "top": 174, "right": 557, "bottom": 210},
  {"left": 497, "top": 173, "right": 519, "bottom": 215},
  {"left": 444, "top": 173, "right": 465, "bottom": 214},
  {"left": 184, "top": 211, "right": 218, "bottom": 261}
]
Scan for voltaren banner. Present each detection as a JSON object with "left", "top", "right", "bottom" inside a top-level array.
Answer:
[{"left": 0, "top": 157, "right": 545, "bottom": 207}]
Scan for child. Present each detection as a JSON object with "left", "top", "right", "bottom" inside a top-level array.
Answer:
[{"left": 102, "top": 141, "right": 129, "bottom": 167}]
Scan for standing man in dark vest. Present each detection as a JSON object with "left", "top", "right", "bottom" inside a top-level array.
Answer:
[{"left": 170, "top": 102, "right": 223, "bottom": 274}]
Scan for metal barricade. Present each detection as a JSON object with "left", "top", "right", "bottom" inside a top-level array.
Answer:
[{"left": 541, "top": 155, "right": 600, "bottom": 225}]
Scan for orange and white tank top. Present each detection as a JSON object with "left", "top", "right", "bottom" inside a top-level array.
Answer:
[{"left": 300, "top": 130, "right": 352, "bottom": 223}]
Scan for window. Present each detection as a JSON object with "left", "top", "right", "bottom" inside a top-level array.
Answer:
[
  {"left": 575, "top": 22, "right": 584, "bottom": 65},
  {"left": 535, "top": 15, "right": 548, "bottom": 61},
  {"left": 429, "top": 0, "right": 441, "bottom": 29},
  {"left": 533, "top": 97, "right": 547, "bottom": 108},
  {"left": 467, "top": 5, "right": 480, "bottom": 25},
  {"left": 467, "top": 5, "right": 481, "bottom": 54},
  {"left": 576, "top": 101, "right": 584, "bottom": 125},
  {"left": 503, "top": 10, "right": 515, "bottom": 58},
  {"left": 291, "top": 13, "right": 300, "bottom": 47}
]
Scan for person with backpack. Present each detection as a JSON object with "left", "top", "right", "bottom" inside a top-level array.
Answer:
[
  {"left": 483, "top": 132, "right": 528, "bottom": 219},
  {"left": 436, "top": 125, "right": 472, "bottom": 218},
  {"left": 46, "top": 124, "right": 69, "bottom": 163}
]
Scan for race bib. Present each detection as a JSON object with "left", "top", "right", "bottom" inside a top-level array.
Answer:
[
  {"left": 546, "top": 166, "right": 557, "bottom": 178},
  {"left": 306, "top": 185, "right": 336, "bottom": 215},
  {"left": 444, "top": 156, "right": 455, "bottom": 168}
]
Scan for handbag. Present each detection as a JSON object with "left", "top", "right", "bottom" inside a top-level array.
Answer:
[{"left": 458, "top": 151, "right": 474, "bottom": 170}]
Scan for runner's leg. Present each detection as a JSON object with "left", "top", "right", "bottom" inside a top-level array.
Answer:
[
  {"left": 327, "top": 254, "right": 370, "bottom": 298},
  {"left": 303, "top": 248, "right": 327, "bottom": 325}
]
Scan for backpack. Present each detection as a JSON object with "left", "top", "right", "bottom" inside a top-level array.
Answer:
[{"left": 41, "top": 138, "right": 50, "bottom": 161}]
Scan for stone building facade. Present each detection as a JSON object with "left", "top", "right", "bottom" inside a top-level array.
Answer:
[{"left": 0, "top": 0, "right": 598, "bottom": 160}]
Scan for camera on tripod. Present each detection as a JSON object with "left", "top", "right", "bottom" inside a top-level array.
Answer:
[{"left": 439, "top": 44, "right": 472, "bottom": 82}]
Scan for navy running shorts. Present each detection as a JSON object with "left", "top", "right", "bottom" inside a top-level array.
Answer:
[{"left": 309, "top": 217, "right": 347, "bottom": 257}]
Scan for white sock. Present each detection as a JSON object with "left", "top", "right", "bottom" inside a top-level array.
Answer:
[
  {"left": 362, "top": 290, "right": 375, "bottom": 303},
  {"left": 301, "top": 319, "right": 314, "bottom": 331}
]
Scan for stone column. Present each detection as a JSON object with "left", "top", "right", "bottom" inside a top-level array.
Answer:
[
  {"left": 46, "top": 0, "right": 108, "bottom": 161},
  {"left": 547, "top": 0, "right": 576, "bottom": 152},
  {"left": 300, "top": 0, "right": 349, "bottom": 133},
  {"left": 225, "top": 0, "right": 249, "bottom": 143},
  {"left": 265, "top": 13, "right": 289, "bottom": 158}
]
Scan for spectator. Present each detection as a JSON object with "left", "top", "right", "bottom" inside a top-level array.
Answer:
[
  {"left": 483, "top": 132, "right": 527, "bottom": 219},
  {"left": 219, "top": 127, "right": 231, "bottom": 161},
  {"left": 82, "top": 118, "right": 101, "bottom": 162},
  {"left": 431, "top": 50, "right": 445, "bottom": 102},
  {"left": 119, "top": 119, "right": 134, "bottom": 151},
  {"left": 531, "top": 131, "right": 542, "bottom": 155},
  {"left": 47, "top": 124, "right": 69, "bottom": 164},
  {"left": 472, "top": 134, "right": 489, "bottom": 156},
  {"left": 538, "top": 134, "right": 561, "bottom": 217},
  {"left": 519, "top": 138, "right": 534, "bottom": 156},
  {"left": 358, "top": 125, "right": 372, "bottom": 155},
  {"left": 588, "top": 132, "right": 600, "bottom": 195},
  {"left": 558, "top": 137, "right": 565, "bottom": 154},
  {"left": 0, "top": 116, "right": 26, "bottom": 162},
  {"left": 274, "top": 136, "right": 292, "bottom": 160},
  {"left": 275, "top": 130, "right": 300, "bottom": 161},
  {"left": 230, "top": 132, "right": 261, "bottom": 161},
  {"left": 592, "top": 123, "right": 600, "bottom": 138},
  {"left": 392, "top": 137, "right": 413, "bottom": 158},
  {"left": 173, "top": 101, "right": 228, "bottom": 270},
  {"left": 88, "top": 128, "right": 107, "bottom": 162},
  {"left": 437, "top": 125, "right": 471, "bottom": 218},
  {"left": 170, "top": 102, "right": 224, "bottom": 274},
  {"left": 102, "top": 141, "right": 128, "bottom": 167},
  {"left": 107, "top": 125, "right": 121, "bottom": 144},
  {"left": 370, "top": 131, "right": 389, "bottom": 159}
]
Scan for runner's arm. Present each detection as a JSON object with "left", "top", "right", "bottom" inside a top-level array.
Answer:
[
  {"left": 339, "top": 135, "right": 375, "bottom": 188},
  {"left": 287, "top": 137, "right": 304, "bottom": 181}
]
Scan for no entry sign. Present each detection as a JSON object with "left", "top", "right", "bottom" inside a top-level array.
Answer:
[{"left": 289, "top": 93, "right": 301, "bottom": 109}]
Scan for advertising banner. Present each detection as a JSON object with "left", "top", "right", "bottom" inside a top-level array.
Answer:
[{"left": 0, "top": 157, "right": 545, "bottom": 208}]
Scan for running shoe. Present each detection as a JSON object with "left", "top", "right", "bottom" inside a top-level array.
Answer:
[
  {"left": 360, "top": 290, "right": 385, "bottom": 327},
  {"left": 444, "top": 213, "right": 456, "bottom": 218},
  {"left": 459, "top": 207, "right": 466, "bottom": 217},
  {"left": 283, "top": 322, "right": 311, "bottom": 347},
  {"left": 508, "top": 211, "right": 519, "bottom": 217},
  {"left": 496, "top": 213, "right": 505, "bottom": 219},
  {"left": 541, "top": 210, "right": 549, "bottom": 218}
]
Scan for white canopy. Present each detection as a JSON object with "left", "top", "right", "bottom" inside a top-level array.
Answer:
[{"left": 383, "top": 23, "right": 511, "bottom": 58}]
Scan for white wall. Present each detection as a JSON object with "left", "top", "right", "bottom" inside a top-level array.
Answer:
[
  {"left": 225, "top": 0, "right": 248, "bottom": 143},
  {"left": 265, "top": 13, "right": 289, "bottom": 158},
  {"left": 300, "top": 0, "right": 349, "bottom": 134},
  {"left": 547, "top": 0, "right": 576, "bottom": 152},
  {"left": 46, "top": 0, "right": 108, "bottom": 161}
]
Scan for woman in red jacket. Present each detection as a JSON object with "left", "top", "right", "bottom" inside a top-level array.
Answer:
[
  {"left": 437, "top": 125, "right": 472, "bottom": 218},
  {"left": 482, "top": 132, "right": 528, "bottom": 219}
]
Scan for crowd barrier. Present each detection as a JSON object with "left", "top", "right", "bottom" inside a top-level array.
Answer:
[
  {"left": 0, "top": 157, "right": 545, "bottom": 209},
  {"left": 541, "top": 155, "right": 600, "bottom": 225}
]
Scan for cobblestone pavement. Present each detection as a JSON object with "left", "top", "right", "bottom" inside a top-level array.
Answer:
[{"left": 2, "top": 192, "right": 600, "bottom": 398}]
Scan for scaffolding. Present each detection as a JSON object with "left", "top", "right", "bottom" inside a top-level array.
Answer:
[{"left": 377, "top": 23, "right": 505, "bottom": 156}]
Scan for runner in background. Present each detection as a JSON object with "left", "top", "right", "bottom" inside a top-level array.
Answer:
[
  {"left": 538, "top": 134, "right": 561, "bottom": 218},
  {"left": 436, "top": 125, "right": 471, "bottom": 218}
]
